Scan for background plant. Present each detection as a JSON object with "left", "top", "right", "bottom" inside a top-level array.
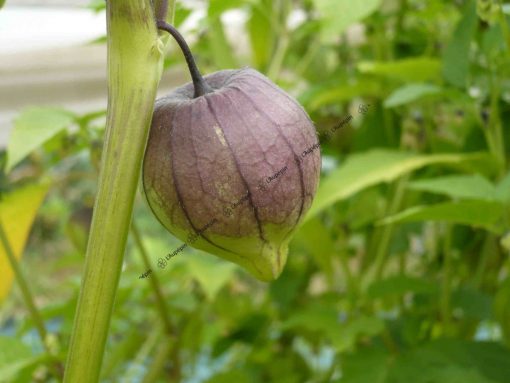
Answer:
[{"left": 1, "top": 0, "right": 510, "bottom": 382}]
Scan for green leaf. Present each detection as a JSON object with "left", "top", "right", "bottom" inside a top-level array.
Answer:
[
  {"left": 6, "top": 107, "right": 75, "bottom": 172},
  {"left": 384, "top": 84, "right": 442, "bottom": 108},
  {"left": 494, "top": 279, "right": 510, "bottom": 344},
  {"left": 292, "top": 217, "right": 334, "bottom": 279},
  {"left": 248, "top": 0, "right": 274, "bottom": 69},
  {"left": 207, "top": 16, "right": 238, "bottom": 69},
  {"left": 174, "top": 4, "right": 192, "bottom": 27},
  {"left": 387, "top": 340, "right": 510, "bottom": 383},
  {"left": 186, "top": 253, "right": 236, "bottom": 301},
  {"left": 340, "top": 340, "right": 510, "bottom": 383},
  {"left": 282, "top": 305, "right": 339, "bottom": 333},
  {"left": 304, "top": 150, "right": 489, "bottom": 222},
  {"left": 206, "top": 370, "right": 254, "bottom": 383},
  {"left": 330, "top": 316, "right": 385, "bottom": 352},
  {"left": 358, "top": 58, "right": 442, "bottom": 83},
  {"left": 368, "top": 275, "right": 438, "bottom": 299},
  {"left": 442, "top": 0, "right": 478, "bottom": 87},
  {"left": 408, "top": 174, "right": 499, "bottom": 201},
  {"left": 495, "top": 170, "right": 510, "bottom": 202},
  {"left": 0, "top": 336, "right": 42, "bottom": 382},
  {"left": 86, "top": 0, "right": 105, "bottom": 12},
  {"left": 0, "top": 183, "right": 50, "bottom": 301},
  {"left": 452, "top": 286, "right": 493, "bottom": 321},
  {"left": 339, "top": 347, "right": 388, "bottom": 383},
  {"left": 314, "top": 0, "right": 382, "bottom": 41},
  {"left": 300, "top": 80, "right": 384, "bottom": 110},
  {"left": 207, "top": 0, "right": 244, "bottom": 19},
  {"left": 282, "top": 305, "right": 384, "bottom": 351},
  {"left": 379, "top": 200, "right": 505, "bottom": 233}
]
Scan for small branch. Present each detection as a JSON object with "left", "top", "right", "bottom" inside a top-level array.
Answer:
[
  {"left": 497, "top": 0, "right": 510, "bottom": 56},
  {"left": 367, "top": 176, "right": 409, "bottom": 284},
  {"left": 142, "top": 340, "right": 173, "bottom": 383},
  {"left": 440, "top": 224, "right": 453, "bottom": 333},
  {"left": 0, "top": 219, "right": 63, "bottom": 380},
  {"left": 0, "top": 220, "right": 47, "bottom": 342},
  {"left": 131, "top": 221, "right": 174, "bottom": 335}
]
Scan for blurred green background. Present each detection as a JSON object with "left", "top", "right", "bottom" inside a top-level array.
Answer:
[{"left": 1, "top": 0, "right": 510, "bottom": 382}]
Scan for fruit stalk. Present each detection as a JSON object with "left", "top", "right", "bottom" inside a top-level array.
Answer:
[
  {"left": 63, "top": 1, "right": 163, "bottom": 381},
  {"left": 157, "top": 20, "right": 212, "bottom": 97}
]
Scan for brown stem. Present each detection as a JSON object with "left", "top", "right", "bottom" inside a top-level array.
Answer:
[{"left": 156, "top": 20, "right": 212, "bottom": 97}]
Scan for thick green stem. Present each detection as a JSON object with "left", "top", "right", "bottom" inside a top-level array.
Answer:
[{"left": 63, "top": 1, "right": 163, "bottom": 382}]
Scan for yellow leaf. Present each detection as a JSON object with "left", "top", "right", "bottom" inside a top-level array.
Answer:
[{"left": 0, "top": 184, "right": 49, "bottom": 301}]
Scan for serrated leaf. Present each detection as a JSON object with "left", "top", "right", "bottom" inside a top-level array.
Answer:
[
  {"left": 384, "top": 84, "right": 442, "bottom": 108},
  {"left": 379, "top": 200, "right": 505, "bottom": 234},
  {"left": 6, "top": 107, "right": 75, "bottom": 172},
  {"left": 304, "top": 150, "right": 490, "bottom": 222},
  {"left": 0, "top": 183, "right": 50, "bottom": 301},
  {"left": 408, "top": 174, "right": 498, "bottom": 201}
]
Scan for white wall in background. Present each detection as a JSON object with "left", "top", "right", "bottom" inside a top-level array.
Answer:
[{"left": 0, "top": 6, "right": 106, "bottom": 54}]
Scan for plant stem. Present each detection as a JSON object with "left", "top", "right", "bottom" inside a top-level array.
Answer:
[
  {"left": 440, "top": 224, "right": 453, "bottom": 333},
  {"left": 267, "top": 33, "right": 289, "bottom": 80},
  {"left": 474, "top": 234, "right": 497, "bottom": 288},
  {"left": 0, "top": 220, "right": 47, "bottom": 344},
  {"left": 497, "top": 0, "right": 510, "bottom": 55},
  {"left": 63, "top": 1, "right": 163, "bottom": 381},
  {"left": 157, "top": 20, "right": 212, "bottom": 97},
  {"left": 131, "top": 222, "right": 173, "bottom": 335},
  {"left": 488, "top": 70, "right": 506, "bottom": 176},
  {"left": 142, "top": 339, "right": 173, "bottom": 383},
  {"left": 0, "top": 220, "right": 63, "bottom": 380},
  {"left": 123, "top": 324, "right": 162, "bottom": 382},
  {"left": 370, "top": 176, "right": 409, "bottom": 282}
]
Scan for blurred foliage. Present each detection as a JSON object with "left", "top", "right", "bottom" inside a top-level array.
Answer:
[{"left": 1, "top": 0, "right": 510, "bottom": 382}]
